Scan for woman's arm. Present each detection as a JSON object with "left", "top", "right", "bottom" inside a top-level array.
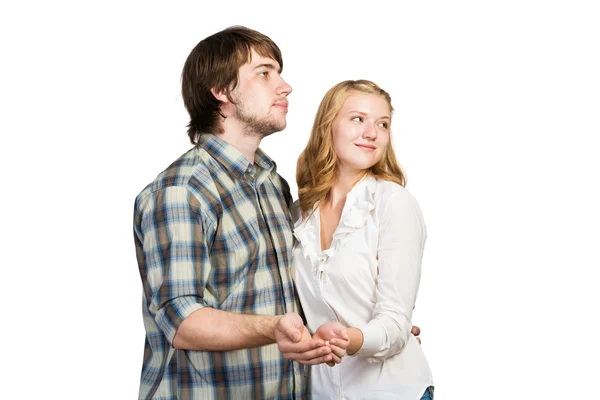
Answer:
[{"left": 352, "top": 189, "right": 427, "bottom": 360}]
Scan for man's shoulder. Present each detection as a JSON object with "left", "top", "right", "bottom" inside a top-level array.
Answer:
[
  {"left": 289, "top": 199, "right": 301, "bottom": 223},
  {"left": 134, "top": 146, "right": 217, "bottom": 206}
]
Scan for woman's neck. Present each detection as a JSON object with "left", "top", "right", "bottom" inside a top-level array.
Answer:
[{"left": 327, "top": 169, "right": 367, "bottom": 209}]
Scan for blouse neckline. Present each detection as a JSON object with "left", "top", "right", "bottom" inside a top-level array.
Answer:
[{"left": 293, "top": 176, "right": 377, "bottom": 272}]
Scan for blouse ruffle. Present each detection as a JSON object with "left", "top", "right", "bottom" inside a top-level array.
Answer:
[{"left": 293, "top": 177, "right": 377, "bottom": 276}]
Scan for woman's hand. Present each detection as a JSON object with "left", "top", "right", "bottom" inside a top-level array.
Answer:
[
  {"left": 312, "top": 322, "right": 350, "bottom": 367},
  {"left": 275, "top": 313, "right": 333, "bottom": 365}
]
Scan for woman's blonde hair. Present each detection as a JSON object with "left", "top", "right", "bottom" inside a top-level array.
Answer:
[{"left": 296, "top": 80, "right": 406, "bottom": 216}]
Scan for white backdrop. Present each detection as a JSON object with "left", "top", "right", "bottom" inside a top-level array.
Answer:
[{"left": 1, "top": 1, "right": 599, "bottom": 398}]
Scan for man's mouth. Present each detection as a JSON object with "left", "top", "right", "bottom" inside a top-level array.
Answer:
[{"left": 273, "top": 101, "right": 289, "bottom": 112}]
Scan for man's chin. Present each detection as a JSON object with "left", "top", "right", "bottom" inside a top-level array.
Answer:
[{"left": 261, "top": 122, "right": 287, "bottom": 137}]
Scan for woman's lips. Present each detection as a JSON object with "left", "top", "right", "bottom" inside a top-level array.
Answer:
[{"left": 355, "top": 144, "right": 376, "bottom": 151}]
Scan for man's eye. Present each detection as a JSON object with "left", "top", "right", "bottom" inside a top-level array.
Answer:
[{"left": 259, "top": 71, "right": 269, "bottom": 77}]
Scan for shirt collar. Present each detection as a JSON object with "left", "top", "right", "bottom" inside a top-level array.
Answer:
[{"left": 198, "top": 134, "right": 275, "bottom": 182}]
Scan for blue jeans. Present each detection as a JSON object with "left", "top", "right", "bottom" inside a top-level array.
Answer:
[{"left": 420, "top": 386, "right": 434, "bottom": 400}]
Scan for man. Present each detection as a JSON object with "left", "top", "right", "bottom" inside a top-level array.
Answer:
[{"left": 133, "top": 26, "right": 347, "bottom": 399}]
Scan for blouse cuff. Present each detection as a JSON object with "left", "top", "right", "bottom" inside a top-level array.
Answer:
[{"left": 354, "top": 320, "right": 387, "bottom": 358}]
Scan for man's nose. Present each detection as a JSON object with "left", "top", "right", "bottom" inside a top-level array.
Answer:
[{"left": 277, "top": 77, "right": 292, "bottom": 96}]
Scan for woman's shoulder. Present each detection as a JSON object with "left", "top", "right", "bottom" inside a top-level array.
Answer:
[
  {"left": 372, "top": 178, "right": 422, "bottom": 214},
  {"left": 373, "top": 178, "right": 414, "bottom": 200}
]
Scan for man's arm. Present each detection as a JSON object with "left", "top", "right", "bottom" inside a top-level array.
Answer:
[
  {"left": 172, "top": 308, "right": 280, "bottom": 350},
  {"left": 412, "top": 325, "right": 422, "bottom": 344},
  {"left": 174, "top": 310, "right": 334, "bottom": 365},
  {"left": 136, "top": 187, "right": 282, "bottom": 352},
  {"left": 136, "top": 186, "right": 331, "bottom": 361}
]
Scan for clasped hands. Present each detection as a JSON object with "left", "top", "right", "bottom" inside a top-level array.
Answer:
[{"left": 275, "top": 312, "right": 349, "bottom": 367}]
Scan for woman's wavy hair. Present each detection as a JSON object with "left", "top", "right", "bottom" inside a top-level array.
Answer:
[
  {"left": 296, "top": 80, "right": 406, "bottom": 216},
  {"left": 181, "top": 26, "right": 283, "bottom": 144}
]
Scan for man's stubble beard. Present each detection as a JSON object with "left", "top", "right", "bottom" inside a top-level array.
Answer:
[{"left": 232, "top": 95, "right": 286, "bottom": 139}]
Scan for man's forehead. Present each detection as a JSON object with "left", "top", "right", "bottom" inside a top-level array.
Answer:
[{"left": 246, "top": 49, "right": 281, "bottom": 70}]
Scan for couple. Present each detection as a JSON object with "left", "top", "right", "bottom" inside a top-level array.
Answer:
[{"left": 133, "top": 26, "right": 433, "bottom": 399}]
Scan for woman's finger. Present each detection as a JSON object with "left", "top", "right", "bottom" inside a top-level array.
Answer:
[{"left": 328, "top": 343, "right": 347, "bottom": 359}]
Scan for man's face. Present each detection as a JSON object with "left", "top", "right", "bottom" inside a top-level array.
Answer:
[{"left": 229, "top": 50, "right": 292, "bottom": 137}]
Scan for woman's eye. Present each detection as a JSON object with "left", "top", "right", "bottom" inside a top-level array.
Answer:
[{"left": 351, "top": 116, "right": 363, "bottom": 122}]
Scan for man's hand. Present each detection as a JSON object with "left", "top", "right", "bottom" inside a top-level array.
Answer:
[
  {"left": 313, "top": 322, "right": 350, "bottom": 367},
  {"left": 274, "top": 313, "right": 333, "bottom": 365},
  {"left": 412, "top": 325, "right": 421, "bottom": 344}
]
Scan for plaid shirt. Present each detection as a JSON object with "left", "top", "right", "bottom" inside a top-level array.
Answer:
[{"left": 134, "top": 134, "right": 305, "bottom": 399}]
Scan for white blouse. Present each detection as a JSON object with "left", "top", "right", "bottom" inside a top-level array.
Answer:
[{"left": 292, "top": 177, "right": 433, "bottom": 400}]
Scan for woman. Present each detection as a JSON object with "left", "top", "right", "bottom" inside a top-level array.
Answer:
[{"left": 292, "top": 80, "right": 434, "bottom": 399}]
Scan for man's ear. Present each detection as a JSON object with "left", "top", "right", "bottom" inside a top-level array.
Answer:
[{"left": 211, "top": 87, "right": 229, "bottom": 103}]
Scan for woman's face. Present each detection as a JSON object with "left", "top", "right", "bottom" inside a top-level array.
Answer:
[{"left": 331, "top": 91, "right": 391, "bottom": 175}]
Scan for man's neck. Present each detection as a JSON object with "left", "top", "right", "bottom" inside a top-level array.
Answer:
[{"left": 217, "top": 125, "right": 262, "bottom": 164}]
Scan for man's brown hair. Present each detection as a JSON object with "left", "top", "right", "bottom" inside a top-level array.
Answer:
[{"left": 181, "top": 26, "right": 283, "bottom": 144}]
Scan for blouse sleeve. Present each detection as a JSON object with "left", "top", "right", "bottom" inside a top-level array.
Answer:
[{"left": 354, "top": 189, "right": 427, "bottom": 361}]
